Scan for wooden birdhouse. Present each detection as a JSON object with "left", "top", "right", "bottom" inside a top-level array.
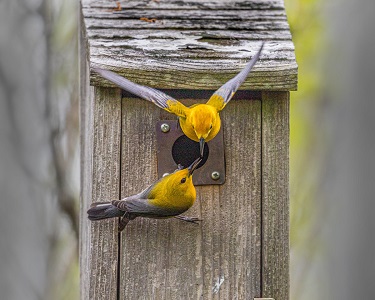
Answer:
[{"left": 80, "top": 0, "right": 297, "bottom": 299}]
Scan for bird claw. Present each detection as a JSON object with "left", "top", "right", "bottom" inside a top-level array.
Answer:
[{"left": 174, "top": 215, "right": 202, "bottom": 225}]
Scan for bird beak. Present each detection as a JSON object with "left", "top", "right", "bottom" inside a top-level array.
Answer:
[
  {"left": 188, "top": 157, "right": 202, "bottom": 176},
  {"left": 199, "top": 137, "right": 205, "bottom": 157}
]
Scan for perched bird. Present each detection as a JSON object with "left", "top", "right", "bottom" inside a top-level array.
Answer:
[
  {"left": 93, "top": 43, "right": 264, "bottom": 156},
  {"left": 87, "top": 157, "right": 202, "bottom": 231}
]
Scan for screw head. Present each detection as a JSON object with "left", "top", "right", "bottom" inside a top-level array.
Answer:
[
  {"left": 160, "top": 123, "right": 170, "bottom": 133},
  {"left": 211, "top": 171, "right": 220, "bottom": 180}
]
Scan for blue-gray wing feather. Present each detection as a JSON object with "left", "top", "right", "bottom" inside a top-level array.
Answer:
[
  {"left": 112, "top": 198, "right": 183, "bottom": 218},
  {"left": 93, "top": 67, "right": 176, "bottom": 109},
  {"left": 213, "top": 42, "right": 264, "bottom": 104}
]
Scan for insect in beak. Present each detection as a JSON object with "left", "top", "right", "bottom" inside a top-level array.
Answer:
[
  {"left": 199, "top": 137, "right": 205, "bottom": 158},
  {"left": 188, "top": 157, "right": 202, "bottom": 176}
]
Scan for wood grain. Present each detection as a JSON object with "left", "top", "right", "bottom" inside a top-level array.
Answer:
[
  {"left": 81, "top": 0, "right": 298, "bottom": 90},
  {"left": 201, "top": 99, "right": 262, "bottom": 299},
  {"left": 81, "top": 1, "right": 292, "bottom": 298},
  {"left": 87, "top": 28, "right": 293, "bottom": 42},
  {"left": 115, "top": 97, "right": 262, "bottom": 299},
  {"left": 119, "top": 98, "right": 168, "bottom": 300},
  {"left": 83, "top": 0, "right": 285, "bottom": 10},
  {"left": 81, "top": 87, "right": 122, "bottom": 300},
  {"left": 79, "top": 10, "right": 93, "bottom": 298},
  {"left": 261, "top": 91, "right": 289, "bottom": 300},
  {"left": 84, "top": 8, "right": 288, "bottom": 21},
  {"left": 118, "top": 98, "right": 204, "bottom": 300}
]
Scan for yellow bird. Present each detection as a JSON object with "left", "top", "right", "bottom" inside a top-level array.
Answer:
[
  {"left": 87, "top": 157, "right": 202, "bottom": 231},
  {"left": 93, "top": 43, "right": 264, "bottom": 156}
]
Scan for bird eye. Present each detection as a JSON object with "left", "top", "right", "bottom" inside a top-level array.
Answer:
[{"left": 180, "top": 177, "right": 186, "bottom": 183}]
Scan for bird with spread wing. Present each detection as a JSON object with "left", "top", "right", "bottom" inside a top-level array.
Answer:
[
  {"left": 93, "top": 43, "right": 264, "bottom": 156},
  {"left": 87, "top": 157, "right": 202, "bottom": 231}
]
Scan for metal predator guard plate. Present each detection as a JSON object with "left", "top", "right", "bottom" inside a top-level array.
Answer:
[{"left": 156, "top": 120, "right": 225, "bottom": 185}]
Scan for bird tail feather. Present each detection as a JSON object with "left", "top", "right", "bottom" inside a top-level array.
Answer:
[{"left": 87, "top": 202, "right": 123, "bottom": 220}]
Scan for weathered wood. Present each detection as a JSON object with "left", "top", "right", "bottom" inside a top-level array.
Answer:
[
  {"left": 204, "top": 99, "right": 262, "bottom": 299},
  {"left": 119, "top": 99, "right": 261, "bottom": 299},
  {"left": 82, "top": 0, "right": 298, "bottom": 90},
  {"left": 84, "top": 8, "right": 287, "bottom": 20},
  {"left": 89, "top": 41, "right": 295, "bottom": 61},
  {"left": 83, "top": 0, "right": 285, "bottom": 10},
  {"left": 119, "top": 98, "right": 165, "bottom": 300},
  {"left": 90, "top": 56, "right": 296, "bottom": 91},
  {"left": 81, "top": 1, "right": 293, "bottom": 299},
  {"left": 86, "top": 19, "right": 289, "bottom": 31},
  {"left": 261, "top": 91, "right": 289, "bottom": 300},
  {"left": 115, "top": 97, "right": 262, "bottom": 299},
  {"left": 87, "top": 28, "right": 293, "bottom": 41},
  {"left": 81, "top": 87, "right": 122, "bottom": 300},
  {"left": 79, "top": 8, "right": 93, "bottom": 299},
  {"left": 118, "top": 98, "right": 204, "bottom": 299}
]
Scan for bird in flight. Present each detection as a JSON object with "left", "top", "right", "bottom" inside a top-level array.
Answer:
[
  {"left": 87, "top": 157, "right": 202, "bottom": 231},
  {"left": 93, "top": 43, "right": 264, "bottom": 156}
]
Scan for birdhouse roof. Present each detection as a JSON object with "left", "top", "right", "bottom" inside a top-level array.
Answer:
[{"left": 82, "top": 0, "right": 298, "bottom": 90}]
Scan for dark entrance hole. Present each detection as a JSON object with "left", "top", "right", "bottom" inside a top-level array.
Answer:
[{"left": 171, "top": 135, "right": 209, "bottom": 169}]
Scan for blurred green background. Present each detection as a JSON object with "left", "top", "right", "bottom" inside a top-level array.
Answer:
[{"left": 285, "top": 0, "right": 326, "bottom": 298}]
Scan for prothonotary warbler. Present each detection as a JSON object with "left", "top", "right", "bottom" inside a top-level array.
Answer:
[
  {"left": 87, "top": 157, "right": 202, "bottom": 231},
  {"left": 93, "top": 43, "right": 264, "bottom": 157}
]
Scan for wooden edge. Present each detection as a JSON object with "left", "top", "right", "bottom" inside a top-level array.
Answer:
[
  {"left": 93, "top": 87, "right": 122, "bottom": 300},
  {"left": 89, "top": 66, "right": 298, "bottom": 91},
  {"left": 79, "top": 8, "right": 92, "bottom": 299},
  {"left": 261, "top": 91, "right": 290, "bottom": 300},
  {"left": 80, "top": 86, "right": 122, "bottom": 300}
]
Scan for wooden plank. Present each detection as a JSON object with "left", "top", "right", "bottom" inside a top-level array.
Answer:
[
  {"left": 80, "top": 9, "right": 94, "bottom": 299},
  {"left": 89, "top": 41, "right": 297, "bottom": 90},
  {"left": 83, "top": 8, "right": 287, "bottom": 20},
  {"left": 89, "top": 50, "right": 296, "bottom": 72},
  {"left": 89, "top": 62, "right": 297, "bottom": 92},
  {"left": 119, "top": 99, "right": 204, "bottom": 299},
  {"left": 84, "top": 87, "right": 122, "bottom": 300},
  {"left": 160, "top": 105, "right": 205, "bottom": 299},
  {"left": 85, "top": 18, "right": 290, "bottom": 32},
  {"left": 83, "top": 0, "right": 285, "bottom": 10},
  {"left": 89, "top": 62, "right": 297, "bottom": 91},
  {"left": 261, "top": 91, "right": 289, "bottom": 300},
  {"left": 160, "top": 100, "right": 208, "bottom": 299},
  {"left": 118, "top": 96, "right": 262, "bottom": 299},
  {"left": 118, "top": 98, "right": 168, "bottom": 300},
  {"left": 212, "top": 100, "right": 262, "bottom": 299},
  {"left": 89, "top": 41, "right": 295, "bottom": 60},
  {"left": 87, "top": 28, "right": 293, "bottom": 41},
  {"left": 87, "top": 37, "right": 297, "bottom": 90},
  {"left": 82, "top": 0, "right": 298, "bottom": 91}
]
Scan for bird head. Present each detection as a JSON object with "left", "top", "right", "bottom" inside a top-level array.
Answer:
[
  {"left": 188, "top": 105, "right": 218, "bottom": 156},
  {"left": 187, "top": 156, "right": 202, "bottom": 177},
  {"left": 163, "top": 157, "right": 202, "bottom": 197}
]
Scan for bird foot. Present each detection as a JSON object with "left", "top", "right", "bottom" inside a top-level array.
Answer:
[{"left": 174, "top": 215, "right": 202, "bottom": 225}]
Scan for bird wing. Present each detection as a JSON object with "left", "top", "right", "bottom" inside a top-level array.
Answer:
[
  {"left": 206, "top": 42, "right": 264, "bottom": 111},
  {"left": 93, "top": 67, "right": 188, "bottom": 117},
  {"left": 111, "top": 198, "right": 182, "bottom": 218}
]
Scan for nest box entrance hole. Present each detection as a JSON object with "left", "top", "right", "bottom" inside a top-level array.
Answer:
[{"left": 156, "top": 120, "right": 225, "bottom": 185}]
